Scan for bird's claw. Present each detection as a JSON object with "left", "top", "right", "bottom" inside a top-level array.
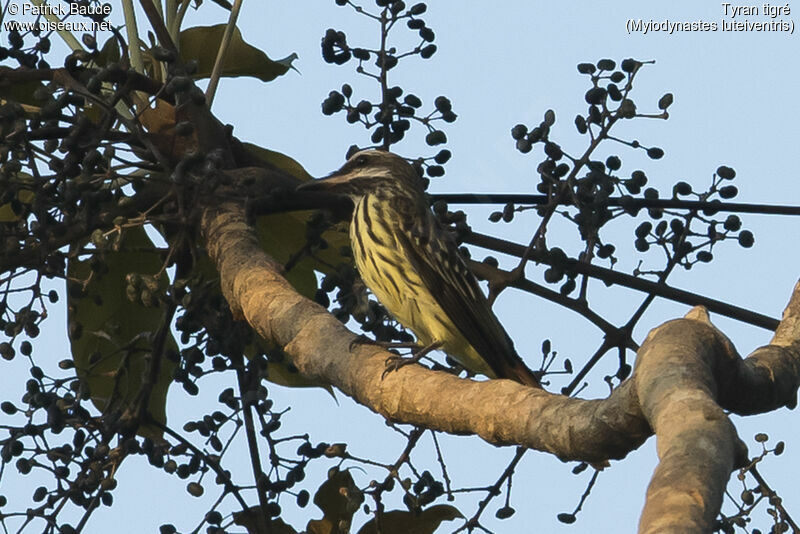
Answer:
[
  {"left": 382, "top": 353, "right": 422, "bottom": 379},
  {"left": 380, "top": 341, "right": 444, "bottom": 379},
  {"left": 350, "top": 336, "right": 421, "bottom": 353}
]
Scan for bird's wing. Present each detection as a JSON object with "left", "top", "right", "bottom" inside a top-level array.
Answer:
[{"left": 394, "top": 200, "right": 539, "bottom": 386}]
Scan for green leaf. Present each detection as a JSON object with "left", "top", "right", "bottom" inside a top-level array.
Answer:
[
  {"left": 240, "top": 144, "right": 320, "bottom": 299},
  {"left": 241, "top": 142, "right": 312, "bottom": 182},
  {"left": 0, "top": 187, "right": 34, "bottom": 222},
  {"left": 306, "top": 469, "right": 364, "bottom": 534},
  {"left": 0, "top": 171, "right": 35, "bottom": 222},
  {"left": 255, "top": 212, "right": 317, "bottom": 299},
  {"left": 67, "top": 226, "right": 177, "bottom": 440},
  {"left": 94, "top": 36, "right": 121, "bottom": 67},
  {"left": 0, "top": 73, "right": 45, "bottom": 109},
  {"left": 241, "top": 143, "right": 351, "bottom": 298},
  {"left": 178, "top": 25, "right": 297, "bottom": 82},
  {"left": 233, "top": 509, "right": 298, "bottom": 534},
  {"left": 245, "top": 341, "right": 333, "bottom": 393},
  {"left": 242, "top": 142, "right": 352, "bottom": 281},
  {"left": 357, "top": 505, "right": 462, "bottom": 534}
]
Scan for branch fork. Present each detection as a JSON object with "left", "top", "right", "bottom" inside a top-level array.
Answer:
[{"left": 201, "top": 181, "right": 800, "bottom": 533}]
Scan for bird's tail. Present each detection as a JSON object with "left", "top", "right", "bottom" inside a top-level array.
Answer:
[{"left": 506, "top": 361, "right": 541, "bottom": 388}]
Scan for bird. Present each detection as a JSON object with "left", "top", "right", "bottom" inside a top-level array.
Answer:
[{"left": 297, "top": 150, "right": 540, "bottom": 387}]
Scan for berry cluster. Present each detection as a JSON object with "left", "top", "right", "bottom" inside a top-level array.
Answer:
[
  {"left": 494, "top": 58, "right": 755, "bottom": 294},
  {"left": 321, "top": 1, "right": 455, "bottom": 178}
]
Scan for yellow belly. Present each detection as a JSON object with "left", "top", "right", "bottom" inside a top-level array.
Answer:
[{"left": 350, "top": 196, "right": 495, "bottom": 378}]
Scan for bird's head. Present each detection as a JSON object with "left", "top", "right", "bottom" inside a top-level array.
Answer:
[{"left": 298, "top": 150, "right": 424, "bottom": 202}]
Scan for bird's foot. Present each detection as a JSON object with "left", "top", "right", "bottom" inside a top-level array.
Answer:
[
  {"left": 382, "top": 341, "right": 443, "bottom": 379},
  {"left": 349, "top": 335, "right": 419, "bottom": 352}
]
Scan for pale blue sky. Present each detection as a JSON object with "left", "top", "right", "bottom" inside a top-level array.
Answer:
[
  {"left": 219, "top": 4, "right": 800, "bottom": 530},
  {"left": 2, "top": 1, "right": 800, "bottom": 533}
]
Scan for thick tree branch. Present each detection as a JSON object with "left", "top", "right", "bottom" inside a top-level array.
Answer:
[
  {"left": 200, "top": 199, "right": 650, "bottom": 464},
  {"left": 634, "top": 309, "right": 747, "bottom": 533},
  {"left": 200, "top": 168, "right": 800, "bottom": 533},
  {"left": 718, "top": 281, "right": 800, "bottom": 414},
  {"left": 634, "top": 296, "right": 800, "bottom": 533}
]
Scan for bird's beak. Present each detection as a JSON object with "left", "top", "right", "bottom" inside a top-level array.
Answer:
[
  {"left": 296, "top": 170, "right": 351, "bottom": 193},
  {"left": 294, "top": 170, "right": 355, "bottom": 215}
]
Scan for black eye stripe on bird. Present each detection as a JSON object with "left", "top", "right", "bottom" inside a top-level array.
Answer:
[{"left": 298, "top": 150, "right": 541, "bottom": 387}]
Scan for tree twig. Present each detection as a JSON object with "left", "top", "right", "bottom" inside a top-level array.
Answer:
[
  {"left": 433, "top": 193, "right": 800, "bottom": 217},
  {"left": 205, "top": 0, "right": 245, "bottom": 107},
  {"left": 465, "top": 231, "right": 780, "bottom": 331}
]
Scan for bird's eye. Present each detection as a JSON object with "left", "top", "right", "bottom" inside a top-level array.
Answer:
[{"left": 355, "top": 156, "right": 367, "bottom": 166}]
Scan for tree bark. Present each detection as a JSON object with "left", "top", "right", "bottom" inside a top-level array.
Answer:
[{"left": 201, "top": 175, "right": 800, "bottom": 533}]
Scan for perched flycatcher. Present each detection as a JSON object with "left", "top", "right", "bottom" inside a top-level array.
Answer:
[{"left": 299, "top": 150, "right": 540, "bottom": 387}]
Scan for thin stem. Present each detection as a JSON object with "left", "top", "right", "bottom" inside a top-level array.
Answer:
[
  {"left": 138, "top": 0, "right": 178, "bottom": 53},
  {"left": 155, "top": 422, "right": 251, "bottom": 510},
  {"left": 432, "top": 193, "right": 800, "bottom": 217},
  {"left": 233, "top": 353, "right": 271, "bottom": 534},
  {"left": 430, "top": 431, "right": 453, "bottom": 500},
  {"left": 28, "top": 0, "right": 83, "bottom": 51},
  {"left": 469, "top": 260, "right": 621, "bottom": 338},
  {"left": 379, "top": 8, "right": 390, "bottom": 150},
  {"left": 750, "top": 466, "right": 799, "bottom": 531},
  {"left": 172, "top": 0, "right": 192, "bottom": 39},
  {"left": 205, "top": 0, "right": 245, "bottom": 108},
  {"left": 122, "top": 0, "right": 145, "bottom": 74},
  {"left": 562, "top": 338, "right": 616, "bottom": 396},
  {"left": 466, "top": 231, "right": 780, "bottom": 331},
  {"left": 455, "top": 448, "right": 527, "bottom": 533},
  {"left": 164, "top": 0, "right": 176, "bottom": 38}
]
